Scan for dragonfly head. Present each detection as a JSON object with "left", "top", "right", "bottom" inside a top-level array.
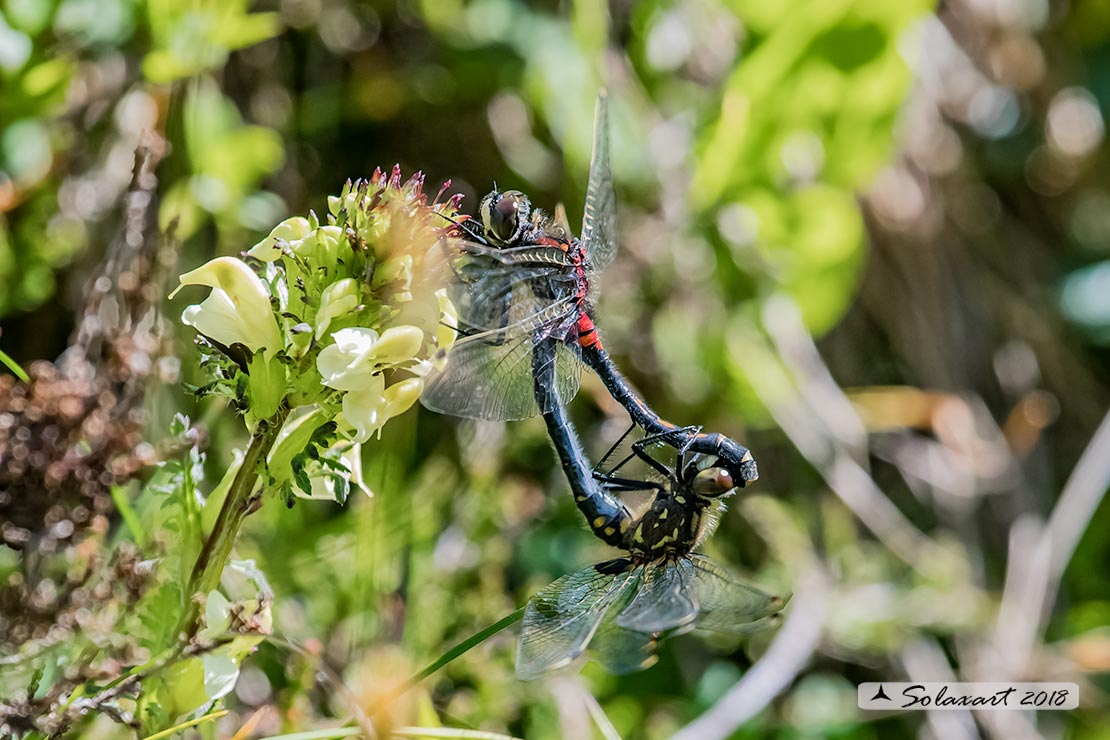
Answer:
[
  {"left": 690, "top": 466, "right": 736, "bottom": 498},
  {"left": 479, "top": 189, "right": 531, "bottom": 245}
]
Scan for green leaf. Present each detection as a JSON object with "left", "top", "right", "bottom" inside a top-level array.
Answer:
[
  {"left": 138, "top": 582, "right": 184, "bottom": 651},
  {"left": 406, "top": 608, "right": 525, "bottom": 687}
]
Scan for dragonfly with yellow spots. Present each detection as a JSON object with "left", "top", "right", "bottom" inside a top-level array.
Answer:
[{"left": 514, "top": 338, "right": 787, "bottom": 680}]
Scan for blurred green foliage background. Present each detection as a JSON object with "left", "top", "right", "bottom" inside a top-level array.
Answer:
[{"left": 3, "top": 0, "right": 1110, "bottom": 738}]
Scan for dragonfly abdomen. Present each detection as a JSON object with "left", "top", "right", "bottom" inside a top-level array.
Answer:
[
  {"left": 576, "top": 313, "right": 601, "bottom": 349},
  {"left": 532, "top": 338, "right": 632, "bottom": 548}
]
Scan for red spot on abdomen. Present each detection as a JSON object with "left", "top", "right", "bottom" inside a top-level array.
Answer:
[{"left": 577, "top": 314, "right": 601, "bottom": 349}]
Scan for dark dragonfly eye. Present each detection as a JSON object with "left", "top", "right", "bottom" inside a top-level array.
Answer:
[
  {"left": 481, "top": 189, "right": 530, "bottom": 244},
  {"left": 692, "top": 467, "right": 735, "bottom": 497}
]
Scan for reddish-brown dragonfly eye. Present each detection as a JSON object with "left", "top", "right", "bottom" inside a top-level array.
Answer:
[{"left": 692, "top": 467, "right": 735, "bottom": 497}]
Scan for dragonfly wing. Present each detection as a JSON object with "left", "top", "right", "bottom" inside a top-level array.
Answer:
[
  {"left": 552, "top": 337, "right": 583, "bottom": 411},
  {"left": 689, "top": 555, "right": 788, "bottom": 634},
  {"left": 516, "top": 559, "right": 637, "bottom": 681},
  {"left": 581, "top": 90, "right": 617, "bottom": 272},
  {"left": 590, "top": 609, "right": 659, "bottom": 675},
  {"left": 553, "top": 203, "right": 572, "bottom": 236},
  {"left": 421, "top": 333, "right": 538, "bottom": 420},
  {"left": 421, "top": 294, "right": 582, "bottom": 421},
  {"left": 615, "top": 559, "right": 699, "bottom": 633},
  {"left": 435, "top": 234, "right": 576, "bottom": 268},
  {"left": 451, "top": 268, "right": 574, "bottom": 335},
  {"left": 705, "top": 612, "right": 783, "bottom": 636},
  {"left": 421, "top": 332, "right": 581, "bottom": 421}
]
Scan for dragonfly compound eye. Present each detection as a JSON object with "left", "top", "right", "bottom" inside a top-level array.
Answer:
[
  {"left": 692, "top": 467, "right": 735, "bottom": 497},
  {"left": 484, "top": 190, "right": 530, "bottom": 244}
]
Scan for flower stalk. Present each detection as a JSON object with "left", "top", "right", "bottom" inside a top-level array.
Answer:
[{"left": 177, "top": 404, "right": 288, "bottom": 638}]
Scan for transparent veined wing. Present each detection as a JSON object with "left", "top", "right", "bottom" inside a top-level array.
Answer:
[
  {"left": 420, "top": 320, "right": 582, "bottom": 421},
  {"left": 516, "top": 559, "right": 638, "bottom": 681},
  {"left": 450, "top": 266, "right": 576, "bottom": 337},
  {"left": 454, "top": 241, "right": 576, "bottom": 269},
  {"left": 428, "top": 237, "right": 574, "bottom": 326},
  {"left": 580, "top": 90, "right": 618, "bottom": 272},
  {"left": 431, "top": 231, "right": 575, "bottom": 273},
  {"left": 590, "top": 605, "right": 659, "bottom": 675},
  {"left": 553, "top": 203, "right": 572, "bottom": 236},
  {"left": 703, "top": 613, "right": 783, "bottom": 637},
  {"left": 615, "top": 558, "right": 699, "bottom": 633},
  {"left": 689, "top": 555, "right": 788, "bottom": 634}
]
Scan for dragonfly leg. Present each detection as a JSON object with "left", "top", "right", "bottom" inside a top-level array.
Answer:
[
  {"left": 593, "top": 474, "right": 666, "bottom": 494},
  {"left": 593, "top": 423, "right": 638, "bottom": 475},
  {"left": 592, "top": 424, "right": 701, "bottom": 482},
  {"left": 626, "top": 426, "right": 701, "bottom": 478},
  {"left": 435, "top": 212, "right": 487, "bottom": 244},
  {"left": 634, "top": 425, "right": 702, "bottom": 455}
]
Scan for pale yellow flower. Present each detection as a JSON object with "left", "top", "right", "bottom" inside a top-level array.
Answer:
[
  {"left": 338, "top": 375, "right": 386, "bottom": 441},
  {"left": 315, "top": 278, "right": 360, "bottom": 340},
  {"left": 246, "top": 217, "right": 312, "bottom": 261},
  {"left": 174, "top": 257, "right": 281, "bottom": 352},
  {"left": 338, "top": 377, "right": 422, "bottom": 442},
  {"left": 436, "top": 289, "right": 457, "bottom": 355},
  {"left": 374, "top": 254, "right": 414, "bottom": 302},
  {"left": 316, "top": 326, "right": 424, "bottom": 391}
]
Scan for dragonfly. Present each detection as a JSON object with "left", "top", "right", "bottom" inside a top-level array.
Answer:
[
  {"left": 513, "top": 339, "right": 787, "bottom": 680},
  {"left": 421, "top": 91, "right": 758, "bottom": 487}
]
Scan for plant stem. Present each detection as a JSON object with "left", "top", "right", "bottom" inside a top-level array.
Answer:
[{"left": 177, "top": 407, "right": 288, "bottom": 638}]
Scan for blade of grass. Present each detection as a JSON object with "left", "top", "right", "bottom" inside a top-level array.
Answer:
[
  {"left": 258, "top": 728, "right": 523, "bottom": 740},
  {"left": 405, "top": 607, "right": 524, "bottom": 687},
  {"left": 257, "top": 729, "right": 362, "bottom": 740},
  {"left": 583, "top": 691, "right": 622, "bottom": 740},
  {"left": 140, "top": 709, "right": 228, "bottom": 740},
  {"left": 0, "top": 347, "right": 29, "bottom": 383},
  {"left": 110, "top": 484, "right": 147, "bottom": 548},
  {"left": 364, "top": 607, "right": 526, "bottom": 724},
  {"left": 228, "top": 706, "right": 269, "bottom": 740},
  {"left": 393, "top": 729, "right": 524, "bottom": 740}
]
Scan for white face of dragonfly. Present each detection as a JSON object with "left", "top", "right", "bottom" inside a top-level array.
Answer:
[{"left": 478, "top": 189, "right": 531, "bottom": 245}]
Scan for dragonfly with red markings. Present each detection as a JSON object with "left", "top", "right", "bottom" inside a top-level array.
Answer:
[
  {"left": 421, "top": 91, "right": 758, "bottom": 486},
  {"left": 513, "top": 344, "right": 787, "bottom": 679}
]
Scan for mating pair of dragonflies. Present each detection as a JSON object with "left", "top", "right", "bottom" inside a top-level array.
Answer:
[{"left": 420, "top": 92, "right": 786, "bottom": 679}]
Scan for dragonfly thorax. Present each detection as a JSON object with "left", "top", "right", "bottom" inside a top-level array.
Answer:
[
  {"left": 621, "top": 456, "right": 736, "bottom": 559},
  {"left": 626, "top": 491, "right": 706, "bottom": 559}
]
